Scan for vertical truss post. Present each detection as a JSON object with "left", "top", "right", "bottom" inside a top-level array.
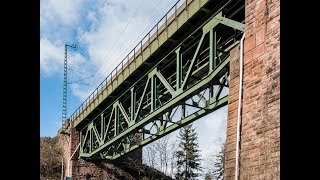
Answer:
[
  {"left": 209, "top": 86, "right": 214, "bottom": 104},
  {"left": 142, "top": 129, "right": 145, "bottom": 139},
  {"left": 80, "top": 131, "right": 83, "bottom": 153},
  {"left": 181, "top": 103, "right": 186, "bottom": 119},
  {"left": 151, "top": 76, "right": 157, "bottom": 112},
  {"left": 131, "top": 87, "right": 136, "bottom": 123},
  {"left": 101, "top": 113, "right": 104, "bottom": 141},
  {"left": 176, "top": 47, "right": 182, "bottom": 91},
  {"left": 114, "top": 104, "right": 119, "bottom": 136},
  {"left": 209, "top": 30, "right": 216, "bottom": 104},
  {"left": 209, "top": 29, "right": 216, "bottom": 72},
  {"left": 159, "top": 115, "right": 163, "bottom": 127},
  {"left": 90, "top": 129, "right": 92, "bottom": 153}
]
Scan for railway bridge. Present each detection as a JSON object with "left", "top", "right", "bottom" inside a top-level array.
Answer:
[{"left": 58, "top": 0, "right": 280, "bottom": 179}]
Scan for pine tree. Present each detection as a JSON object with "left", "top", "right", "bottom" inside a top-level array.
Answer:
[
  {"left": 175, "top": 123, "right": 202, "bottom": 179},
  {"left": 212, "top": 142, "right": 225, "bottom": 180}
]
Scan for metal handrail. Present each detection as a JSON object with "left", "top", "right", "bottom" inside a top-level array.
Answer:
[{"left": 68, "top": 0, "right": 191, "bottom": 122}]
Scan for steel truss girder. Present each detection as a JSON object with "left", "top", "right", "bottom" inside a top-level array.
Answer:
[{"left": 79, "top": 12, "right": 244, "bottom": 160}]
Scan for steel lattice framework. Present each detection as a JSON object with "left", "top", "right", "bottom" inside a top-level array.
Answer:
[{"left": 79, "top": 12, "right": 244, "bottom": 160}]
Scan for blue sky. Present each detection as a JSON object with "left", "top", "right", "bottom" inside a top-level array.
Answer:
[{"left": 40, "top": 0, "right": 228, "bottom": 174}]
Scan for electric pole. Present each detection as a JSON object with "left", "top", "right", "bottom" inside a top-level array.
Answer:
[{"left": 62, "top": 44, "right": 76, "bottom": 127}]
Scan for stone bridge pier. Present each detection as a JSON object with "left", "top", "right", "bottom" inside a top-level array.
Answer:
[
  {"left": 224, "top": 0, "right": 280, "bottom": 179},
  {"left": 57, "top": 120, "right": 144, "bottom": 180}
]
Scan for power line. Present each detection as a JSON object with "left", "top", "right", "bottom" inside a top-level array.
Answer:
[
  {"left": 68, "top": 0, "right": 181, "bottom": 120},
  {"left": 112, "top": 0, "right": 164, "bottom": 65},
  {"left": 98, "top": 0, "right": 146, "bottom": 77},
  {"left": 67, "top": 51, "right": 95, "bottom": 115},
  {"left": 70, "top": 0, "right": 114, "bottom": 97},
  {"left": 74, "top": 0, "right": 173, "bottom": 92},
  {"left": 114, "top": 0, "right": 177, "bottom": 68},
  {"left": 65, "top": 0, "right": 110, "bottom": 114},
  {"left": 68, "top": 75, "right": 94, "bottom": 85},
  {"left": 67, "top": 68, "right": 92, "bottom": 76},
  {"left": 85, "top": 0, "right": 148, "bottom": 92},
  {"left": 94, "top": 0, "right": 177, "bottom": 86},
  {"left": 74, "top": 0, "right": 110, "bottom": 46},
  {"left": 67, "top": 49, "right": 75, "bottom": 119},
  {"left": 62, "top": 0, "right": 110, "bottom": 123}
]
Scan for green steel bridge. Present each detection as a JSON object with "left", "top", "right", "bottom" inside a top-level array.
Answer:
[{"left": 67, "top": 0, "right": 245, "bottom": 160}]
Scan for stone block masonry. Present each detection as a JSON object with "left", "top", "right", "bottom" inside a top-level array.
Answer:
[{"left": 224, "top": 0, "right": 280, "bottom": 179}]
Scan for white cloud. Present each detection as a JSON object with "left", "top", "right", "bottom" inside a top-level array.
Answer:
[
  {"left": 40, "top": 0, "right": 88, "bottom": 78},
  {"left": 70, "top": 82, "right": 93, "bottom": 102},
  {"left": 40, "top": 38, "right": 64, "bottom": 76},
  {"left": 79, "top": 0, "right": 176, "bottom": 87},
  {"left": 81, "top": 16, "right": 151, "bottom": 79},
  {"left": 194, "top": 107, "right": 228, "bottom": 170},
  {"left": 203, "top": 106, "right": 228, "bottom": 134},
  {"left": 40, "top": 0, "right": 84, "bottom": 27},
  {"left": 40, "top": 37, "right": 87, "bottom": 80}
]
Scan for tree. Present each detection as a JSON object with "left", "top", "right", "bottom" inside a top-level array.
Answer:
[
  {"left": 144, "top": 142, "right": 157, "bottom": 168},
  {"left": 169, "top": 140, "right": 178, "bottom": 178},
  {"left": 156, "top": 135, "right": 170, "bottom": 173},
  {"left": 143, "top": 134, "right": 178, "bottom": 178},
  {"left": 212, "top": 142, "right": 225, "bottom": 180},
  {"left": 175, "top": 123, "right": 202, "bottom": 179}
]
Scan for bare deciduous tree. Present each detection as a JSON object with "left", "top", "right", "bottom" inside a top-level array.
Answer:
[
  {"left": 144, "top": 142, "right": 158, "bottom": 168},
  {"left": 40, "top": 137, "right": 63, "bottom": 179},
  {"left": 143, "top": 134, "right": 178, "bottom": 178},
  {"left": 169, "top": 140, "right": 178, "bottom": 178}
]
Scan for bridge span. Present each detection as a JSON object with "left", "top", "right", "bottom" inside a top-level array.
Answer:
[{"left": 68, "top": 0, "right": 244, "bottom": 160}]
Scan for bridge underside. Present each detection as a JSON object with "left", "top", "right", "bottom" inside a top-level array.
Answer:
[{"left": 77, "top": 0, "right": 245, "bottom": 160}]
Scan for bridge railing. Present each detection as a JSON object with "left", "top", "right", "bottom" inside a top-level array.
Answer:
[{"left": 69, "top": 0, "right": 193, "bottom": 122}]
